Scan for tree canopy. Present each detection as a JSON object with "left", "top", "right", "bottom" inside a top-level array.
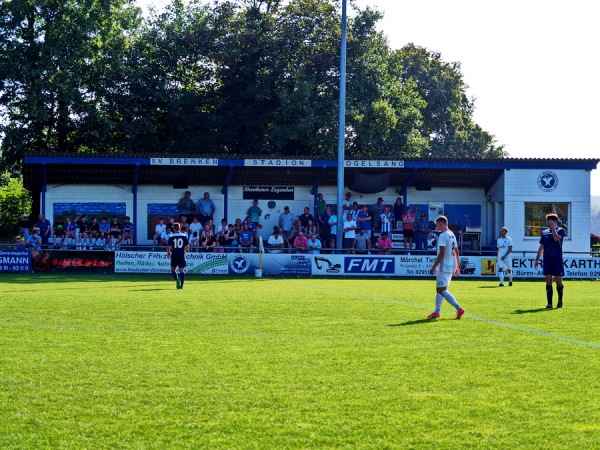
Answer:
[{"left": 0, "top": 0, "right": 505, "bottom": 172}]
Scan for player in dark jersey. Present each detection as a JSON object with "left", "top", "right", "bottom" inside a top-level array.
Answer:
[
  {"left": 167, "top": 222, "right": 189, "bottom": 289},
  {"left": 534, "top": 213, "right": 566, "bottom": 309}
]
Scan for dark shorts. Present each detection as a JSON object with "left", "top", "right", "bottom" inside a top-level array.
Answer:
[
  {"left": 543, "top": 256, "right": 564, "bottom": 277},
  {"left": 171, "top": 255, "right": 187, "bottom": 269},
  {"left": 403, "top": 229, "right": 414, "bottom": 238}
]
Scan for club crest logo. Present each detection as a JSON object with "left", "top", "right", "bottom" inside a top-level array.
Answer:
[
  {"left": 230, "top": 255, "right": 250, "bottom": 274},
  {"left": 537, "top": 171, "right": 559, "bottom": 192}
]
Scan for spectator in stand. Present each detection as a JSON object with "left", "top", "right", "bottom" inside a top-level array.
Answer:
[
  {"left": 160, "top": 225, "right": 172, "bottom": 247},
  {"left": 380, "top": 206, "right": 394, "bottom": 234},
  {"left": 121, "top": 216, "right": 134, "bottom": 245},
  {"left": 233, "top": 218, "right": 243, "bottom": 235},
  {"left": 153, "top": 218, "right": 166, "bottom": 248},
  {"left": 108, "top": 216, "right": 122, "bottom": 249},
  {"left": 238, "top": 223, "right": 255, "bottom": 253},
  {"left": 196, "top": 192, "right": 216, "bottom": 226},
  {"left": 267, "top": 227, "right": 284, "bottom": 253},
  {"left": 215, "top": 218, "right": 228, "bottom": 244},
  {"left": 298, "top": 207, "right": 315, "bottom": 231},
  {"left": 285, "top": 219, "right": 301, "bottom": 252},
  {"left": 328, "top": 208, "right": 338, "bottom": 250},
  {"left": 53, "top": 218, "right": 65, "bottom": 248},
  {"left": 371, "top": 197, "right": 385, "bottom": 232},
  {"left": 402, "top": 207, "right": 416, "bottom": 253},
  {"left": 18, "top": 214, "right": 32, "bottom": 240},
  {"left": 88, "top": 217, "right": 101, "bottom": 248},
  {"left": 357, "top": 204, "right": 372, "bottom": 241},
  {"left": 377, "top": 232, "right": 393, "bottom": 255},
  {"left": 303, "top": 219, "right": 317, "bottom": 237},
  {"left": 13, "top": 235, "right": 25, "bottom": 250},
  {"left": 177, "top": 191, "right": 196, "bottom": 222},
  {"left": 293, "top": 230, "right": 309, "bottom": 253},
  {"left": 243, "top": 216, "right": 258, "bottom": 246},
  {"left": 415, "top": 213, "right": 430, "bottom": 253},
  {"left": 201, "top": 223, "right": 216, "bottom": 251},
  {"left": 393, "top": 197, "right": 404, "bottom": 228},
  {"left": 189, "top": 231, "right": 200, "bottom": 252},
  {"left": 247, "top": 199, "right": 262, "bottom": 225},
  {"left": 36, "top": 214, "right": 52, "bottom": 249},
  {"left": 188, "top": 216, "right": 203, "bottom": 240},
  {"left": 99, "top": 217, "right": 110, "bottom": 248},
  {"left": 223, "top": 224, "right": 238, "bottom": 252},
  {"left": 352, "top": 228, "right": 373, "bottom": 254},
  {"left": 343, "top": 213, "right": 357, "bottom": 252},
  {"left": 26, "top": 229, "right": 42, "bottom": 251},
  {"left": 316, "top": 193, "right": 327, "bottom": 220},
  {"left": 319, "top": 205, "right": 333, "bottom": 250},
  {"left": 350, "top": 202, "right": 360, "bottom": 222},
  {"left": 76, "top": 214, "right": 90, "bottom": 249},
  {"left": 279, "top": 206, "right": 296, "bottom": 240},
  {"left": 179, "top": 215, "right": 189, "bottom": 234},
  {"left": 63, "top": 217, "right": 78, "bottom": 248},
  {"left": 342, "top": 192, "right": 353, "bottom": 217},
  {"left": 307, "top": 233, "right": 322, "bottom": 254}
]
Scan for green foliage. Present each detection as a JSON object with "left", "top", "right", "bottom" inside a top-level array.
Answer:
[
  {"left": 1, "top": 0, "right": 503, "bottom": 165},
  {"left": 0, "top": 275, "right": 599, "bottom": 447},
  {"left": 0, "top": 174, "right": 31, "bottom": 239}
]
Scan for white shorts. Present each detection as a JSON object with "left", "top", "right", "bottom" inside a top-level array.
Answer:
[
  {"left": 497, "top": 256, "right": 512, "bottom": 270},
  {"left": 436, "top": 271, "right": 453, "bottom": 289}
]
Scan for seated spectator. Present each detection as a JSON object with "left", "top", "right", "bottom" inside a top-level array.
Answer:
[
  {"left": 64, "top": 217, "right": 78, "bottom": 247},
  {"left": 89, "top": 217, "right": 101, "bottom": 248},
  {"left": 108, "top": 216, "right": 122, "bottom": 248},
  {"left": 293, "top": 231, "right": 308, "bottom": 253},
  {"left": 160, "top": 225, "right": 172, "bottom": 247},
  {"left": 238, "top": 223, "right": 255, "bottom": 253},
  {"left": 188, "top": 216, "right": 203, "bottom": 240},
  {"left": 201, "top": 224, "right": 216, "bottom": 251},
  {"left": 53, "top": 219, "right": 65, "bottom": 248},
  {"left": 154, "top": 218, "right": 167, "bottom": 248},
  {"left": 18, "top": 214, "right": 32, "bottom": 239},
  {"left": 285, "top": 219, "right": 301, "bottom": 252},
  {"left": 343, "top": 213, "right": 357, "bottom": 253},
  {"left": 99, "top": 217, "right": 110, "bottom": 248},
  {"left": 307, "top": 234, "right": 322, "bottom": 254},
  {"left": 189, "top": 230, "right": 200, "bottom": 252},
  {"left": 26, "top": 229, "right": 42, "bottom": 251},
  {"left": 13, "top": 235, "right": 25, "bottom": 250},
  {"left": 76, "top": 214, "right": 90, "bottom": 249},
  {"left": 352, "top": 228, "right": 373, "bottom": 254},
  {"left": 121, "top": 216, "right": 134, "bottom": 245},
  {"left": 267, "top": 227, "right": 284, "bottom": 254},
  {"left": 223, "top": 224, "right": 238, "bottom": 252},
  {"left": 303, "top": 219, "right": 317, "bottom": 237},
  {"left": 377, "top": 232, "right": 393, "bottom": 255}
]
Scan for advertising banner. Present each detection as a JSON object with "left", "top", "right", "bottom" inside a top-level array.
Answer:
[
  {"left": 114, "top": 251, "right": 228, "bottom": 274},
  {"left": 32, "top": 250, "right": 114, "bottom": 273},
  {"left": 229, "top": 253, "right": 312, "bottom": 276},
  {"left": 311, "top": 254, "right": 396, "bottom": 276},
  {"left": 0, "top": 250, "right": 32, "bottom": 273}
]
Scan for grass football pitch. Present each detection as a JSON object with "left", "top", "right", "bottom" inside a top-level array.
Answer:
[{"left": 1, "top": 274, "right": 599, "bottom": 449}]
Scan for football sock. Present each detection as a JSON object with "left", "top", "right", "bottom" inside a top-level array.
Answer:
[
  {"left": 499, "top": 271, "right": 505, "bottom": 284},
  {"left": 441, "top": 290, "right": 461, "bottom": 310},
  {"left": 546, "top": 285, "right": 553, "bottom": 304},
  {"left": 434, "top": 294, "right": 443, "bottom": 314},
  {"left": 179, "top": 272, "right": 185, "bottom": 287},
  {"left": 171, "top": 270, "right": 178, "bottom": 281},
  {"left": 557, "top": 285, "right": 564, "bottom": 301},
  {"left": 508, "top": 271, "right": 513, "bottom": 283}
]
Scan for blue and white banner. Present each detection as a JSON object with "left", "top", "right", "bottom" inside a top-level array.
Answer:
[{"left": 0, "top": 250, "right": 31, "bottom": 273}]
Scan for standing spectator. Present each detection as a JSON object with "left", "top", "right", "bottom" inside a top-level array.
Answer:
[
  {"left": 303, "top": 219, "right": 317, "bottom": 237},
  {"left": 497, "top": 227, "right": 514, "bottom": 287},
  {"left": 415, "top": 213, "right": 430, "bottom": 253},
  {"left": 319, "top": 205, "right": 333, "bottom": 249},
  {"left": 534, "top": 213, "right": 566, "bottom": 309},
  {"left": 18, "top": 214, "right": 32, "bottom": 240},
  {"left": 427, "top": 215, "right": 465, "bottom": 319},
  {"left": 352, "top": 228, "right": 373, "bottom": 254},
  {"left": 393, "top": 197, "right": 404, "bottom": 227},
  {"left": 377, "top": 232, "right": 393, "bottom": 255},
  {"left": 298, "top": 207, "right": 315, "bottom": 231},
  {"left": 247, "top": 199, "right": 262, "bottom": 225},
  {"left": 371, "top": 197, "right": 385, "bottom": 232},
  {"left": 36, "top": 214, "right": 52, "bottom": 248},
  {"left": 380, "top": 206, "right": 394, "bottom": 234},
  {"left": 350, "top": 202, "right": 360, "bottom": 222},
  {"left": 316, "top": 193, "right": 326, "bottom": 219},
  {"left": 343, "top": 213, "right": 357, "bottom": 252},
  {"left": 356, "top": 204, "right": 372, "bottom": 241},
  {"left": 402, "top": 207, "right": 416, "bottom": 253},
  {"left": 196, "top": 192, "right": 216, "bottom": 226},
  {"left": 177, "top": 191, "right": 196, "bottom": 222},
  {"left": 285, "top": 219, "right": 301, "bottom": 251},
  {"left": 342, "top": 192, "right": 353, "bottom": 217},
  {"left": 167, "top": 222, "right": 189, "bottom": 290},
  {"left": 307, "top": 233, "right": 322, "bottom": 254},
  {"left": 121, "top": 216, "right": 134, "bottom": 245},
  {"left": 293, "top": 231, "right": 309, "bottom": 253},
  {"left": 267, "top": 227, "right": 284, "bottom": 253},
  {"left": 279, "top": 206, "right": 296, "bottom": 239}
]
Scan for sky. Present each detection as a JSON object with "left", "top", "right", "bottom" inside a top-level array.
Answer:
[{"left": 137, "top": 0, "right": 600, "bottom": 195}]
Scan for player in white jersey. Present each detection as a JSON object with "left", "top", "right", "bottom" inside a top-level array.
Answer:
[
  {"left": 427, "top": 216, "right": 465, "bottom": 319},
  {"left": 496, "top": 227, "right": 513, "bottom": 287}
]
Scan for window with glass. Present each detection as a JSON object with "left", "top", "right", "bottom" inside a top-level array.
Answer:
[{"left": 524, "top": 203, "right": 569, "bottom": 237}]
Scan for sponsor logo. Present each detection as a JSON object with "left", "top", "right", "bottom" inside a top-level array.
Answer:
[
  {"left": 345, "top": 257, "right": 394, "bottom": 274},
  {"left": 230, "top": 255, "right": 250, "bottom": 274}
]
